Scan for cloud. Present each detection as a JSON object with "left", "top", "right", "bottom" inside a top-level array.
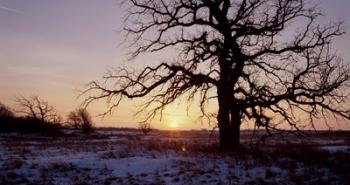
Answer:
[{"left": 0, "top": 3, "right": 23, "bottom": 14}]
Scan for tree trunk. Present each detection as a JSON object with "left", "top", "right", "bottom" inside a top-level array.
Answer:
[
  {"left": 230, "top": 107, "right": 241, "bottom": 148},
  {"left": 217, "top": 84, "right": 241, "bottom": 149}
]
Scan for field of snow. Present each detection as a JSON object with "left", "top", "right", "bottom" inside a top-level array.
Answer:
[{"left": 0, "top": 129, "right": 349, "bottom": 185}]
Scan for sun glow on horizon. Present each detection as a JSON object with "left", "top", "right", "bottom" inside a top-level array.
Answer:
[{"left": 168, "top": 117, "right": 180, "bottom": 129}]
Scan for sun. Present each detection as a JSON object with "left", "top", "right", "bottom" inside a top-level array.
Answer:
[{"left": 168, "top": 117, "right": 179, "bottom": 129}]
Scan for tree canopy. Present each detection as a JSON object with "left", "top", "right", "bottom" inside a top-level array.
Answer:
[{"left": 84, "top": 0, "right": 350, "bottom": 148}]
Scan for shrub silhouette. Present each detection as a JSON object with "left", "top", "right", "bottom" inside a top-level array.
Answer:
[
  {"left": 67, "top": 108, "right": 94, "bottom": 133},
  {"left": 0, "top": 102, "right": 14, "bottom": 118},
  {"left": 0, "top": 117, "right": 62, "bottom": 134},
  {"left": 138, "top": 122, "right": 152, "bottom": 135},
  {"left": 0, "top": 102, "right": 15, "bottom": 131}
]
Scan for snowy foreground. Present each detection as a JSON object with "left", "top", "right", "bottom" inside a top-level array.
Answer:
[{"left": 0, "top": 129, "right": 349, "bottom": 185}]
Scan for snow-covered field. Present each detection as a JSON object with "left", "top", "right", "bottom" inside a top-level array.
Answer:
[{"left": 0, "top": 129, "right": 349, "bottom": 185}]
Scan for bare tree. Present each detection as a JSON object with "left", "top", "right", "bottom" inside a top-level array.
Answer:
[
  {"left": 84, "top": 0, "right": 350, "bottom": 149},
  {"left": 67, "top": 108, "right": 94, "bottom": 133},
  {"left": 16, "top": 96, "right": 62, "bottom": 124}
]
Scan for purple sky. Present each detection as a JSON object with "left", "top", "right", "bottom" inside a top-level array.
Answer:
[{"left": 0, "top": 0, "right": 350, "bottom": 129}]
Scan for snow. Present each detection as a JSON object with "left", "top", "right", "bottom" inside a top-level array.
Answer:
[
  {"left": 319, "top": 145, "right": 350, "bottom": 153},
  {"left": 0, "top": 129, "right": 348, "bottom": 184}
]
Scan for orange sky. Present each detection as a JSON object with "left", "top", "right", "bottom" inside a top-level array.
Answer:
[{"left": 1, "top": 0, "right": 350, "bottom": 130}]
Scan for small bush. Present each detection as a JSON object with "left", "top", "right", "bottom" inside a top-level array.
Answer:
[
  {"left": 66, "top": 108, "right": 94, "bottom": 133},
  {"left": 138, "top": 122, "right": 152, "bottom": 135},
  {"left": 0, "top": 102, "right": 14, "bottom": 118}
]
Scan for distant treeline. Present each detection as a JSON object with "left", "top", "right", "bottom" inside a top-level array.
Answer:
[{"left": 0, "top": 96, "right": 93, "bottom": 134}]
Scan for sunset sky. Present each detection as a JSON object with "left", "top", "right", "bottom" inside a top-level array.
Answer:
[{"left": 1, "top": 0, "right": 350, "bottom": 130}]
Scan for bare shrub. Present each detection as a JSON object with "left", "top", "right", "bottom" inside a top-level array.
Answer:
[
  {"left": 138, "top": 122, "right": 152, "bottom": 135},
  {"left": 67, "top": 111, "right": 80, "bottom": 130},
  {"left": 66, "top": 108, "right": 94, "bottom": 133},
  {"left": 0, "top": 102, "right": 14, "bottom": 118}
]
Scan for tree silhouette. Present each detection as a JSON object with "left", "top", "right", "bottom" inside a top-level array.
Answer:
[
  {"left": 67, "top": 108, "right": 94, "bottom": 133},
  {"left": 16, "top": 96, "right": 62, "bottom": 124},
  {"left": 84, "top": 0, "right": 350, "bottom": 148},
  {"left": 0, "top": 102, "right": 14, "bottom": 118}
]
